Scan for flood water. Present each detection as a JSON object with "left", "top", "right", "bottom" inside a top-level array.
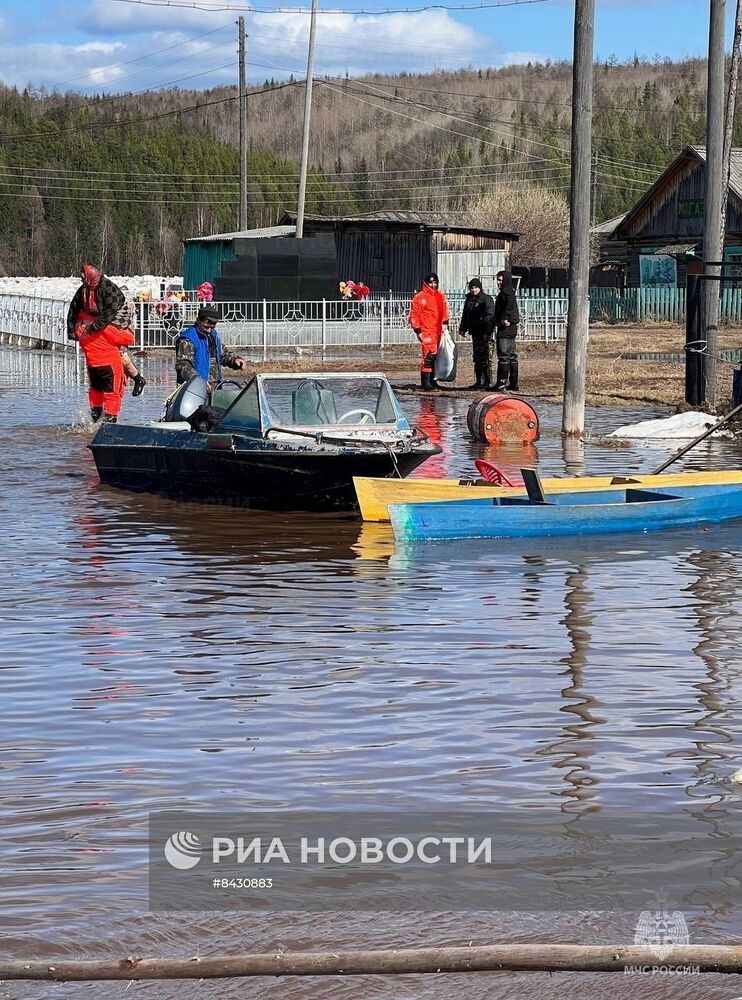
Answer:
[{"left": 2, "top": 346, "right": 742, "bottom": 999}]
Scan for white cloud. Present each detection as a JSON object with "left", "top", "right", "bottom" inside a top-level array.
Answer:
[
  {"left": 496, "top": 51, "right": 548, "bottom": 67},
  {"left": 250, "top": 9, "right": 485, "bottom": 76},
  {"left": 75, "top": 41, "right": 127, "bottom": 54},
  {"left": 0, "top": 40, "right": 128, "bottom": 90},
  {"left": 0, "top": 2, "right": 546, "bottom": 92},
  {"left": 85, "top": 0, "right": 234, "bottom": 34}
]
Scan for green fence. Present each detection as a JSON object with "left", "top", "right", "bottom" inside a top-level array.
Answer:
[{"left": 519, "top": 287, "right": 742, "bottom": 325}]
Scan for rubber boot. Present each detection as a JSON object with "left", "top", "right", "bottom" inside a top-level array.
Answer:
[
  {"left": 90, "top": 406, "right": 103, "bottom": 422},
  {"left": 102, "top": 413, "right": 118, "bottom": 423},
  {"left": 508, "top": 360, "right": 519, "bottom": 392},
  {"left": 466, "top": 369, "right": 488, "bottom": 391},
  {"left": 420, "top": 371, "right": 433, "bottom": 391},
  {"left": 491, "top": 359, "right": 510, "bottom": 392},
  {"left": 429, "top": 355, "right": 440, "bottom": 389},
  {"left": 131, "top": 373, "right": 147, "bottom": 397}
]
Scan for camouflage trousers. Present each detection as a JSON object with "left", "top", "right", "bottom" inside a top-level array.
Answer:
[{"left": 471, "top": 333, "right": 493, "bottom": 380}]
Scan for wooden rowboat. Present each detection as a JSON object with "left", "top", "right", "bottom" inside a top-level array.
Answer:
[
  {"left": 388, "top": 483, "right": 742, "bottom": 543},
  {"left": 354, "top": 470, "right": 742, "bottom": 522}
]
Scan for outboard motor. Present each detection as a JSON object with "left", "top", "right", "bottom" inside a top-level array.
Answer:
[{"left": 161, "top": 375, "right": 209, "bottom": 422}]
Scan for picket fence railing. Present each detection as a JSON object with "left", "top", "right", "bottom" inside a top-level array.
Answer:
[
  {"left": 2, "top": 287, "right": 742, "bottom": 355},
  {"left": 545, "top": 285, "right": 742, "bottom": 325},
  {"left": 0, "top": 292, "right": 568, "bottom": 352}
]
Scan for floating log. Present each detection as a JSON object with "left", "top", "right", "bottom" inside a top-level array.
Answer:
[{"left": 2, "top": 944, "right": 742, "bottom": 981}]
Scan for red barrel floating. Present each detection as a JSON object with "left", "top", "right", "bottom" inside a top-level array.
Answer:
[{"left": 466, "top": 393, "right": 540, "bottom": 446}]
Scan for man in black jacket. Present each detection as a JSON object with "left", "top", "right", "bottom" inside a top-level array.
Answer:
[
  {"left": 458, "top": 277, "right": 495, "bottom": 390},
  {"left": 493, "top": 270, "right": 520, "bottom": 391}
]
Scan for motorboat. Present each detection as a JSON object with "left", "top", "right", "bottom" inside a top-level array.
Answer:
[{"left": 89, "top": 373, "right": 440, "bottom": 510}]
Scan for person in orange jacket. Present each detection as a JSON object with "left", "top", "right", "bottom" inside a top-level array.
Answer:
[
  {"left": 76, "top": 322, "right": 136, "bottom": 423},
  {"left": 409, "top": 272, "right": 450, "bottom": 391}
]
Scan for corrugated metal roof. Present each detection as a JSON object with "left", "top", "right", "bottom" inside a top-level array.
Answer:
[
  {"left": 690, "top": 145, "right": 742, "bottom": 200},
  {"left": 184, "top": 225, "right": 296, "bottom": 244},
  {"left": 591, "top": 213, "right": 627, "bottom": 236},
  {"left": 280, "top": 210, "right": 518, "bottom": 239},
  {"left": 653, "top": 242, "right": 700, "bottom": 256}
]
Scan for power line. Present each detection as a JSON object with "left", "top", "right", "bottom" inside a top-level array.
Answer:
[
  {"left": 376, "top": 80, "right": 706, "bottom": 116},
  {"left": 112, "top": 0, "right": 553, "bottom": 14},
  {"left": 0, "top": 182, "right": 571, "bottom": 206},
  {"left": 0, "top": 167, "right": 570, "bottom": 200},
  {"left": 0, "top": 79, "right": 302, "bottom": 143},
  {"left": 0, "top": 159, "right": 569, "bottom": 186},
  {"left": 339, "top": 77, "right": 669, "bottom": 172},
  {"left": 53, "top": 23, "right": 233, "bottom": 90}
]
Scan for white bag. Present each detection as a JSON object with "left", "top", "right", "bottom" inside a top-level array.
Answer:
[{"left": 434, "top": 329, "right": 459, "bottom": 382}]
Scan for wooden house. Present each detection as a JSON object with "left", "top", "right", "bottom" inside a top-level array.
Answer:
[{"left": 611, "top": 144, "right": 742, "bottom": 287}]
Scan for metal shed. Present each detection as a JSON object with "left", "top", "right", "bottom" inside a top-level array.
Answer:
[
  {"left": 183, "top": 213, "right": 518, "bottom": 297},
  {"left": 183, "top": 225, "right": 294, "bottom": 290}
]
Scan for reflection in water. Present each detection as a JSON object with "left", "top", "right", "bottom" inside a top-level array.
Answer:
[
  {"left": 684, "top": 549, "right": 740, "bottom": 937},
  {"left": 2, "top": 346, "right": 742, "bottom": 1000},
  {"left": 414, "top": 395, "right": 447, "bottom": 477},
  {"left": 551, "top": 564, "right": 604, "bottom": 810},
  {"left": 561, "top": 435, "right": 586, "bottom": 477}
]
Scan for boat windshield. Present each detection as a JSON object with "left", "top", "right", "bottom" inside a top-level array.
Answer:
[{"left": 261, "top": 376, "right": 405, "bottom": 429}]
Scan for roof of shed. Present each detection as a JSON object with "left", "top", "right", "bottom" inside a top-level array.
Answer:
[
  {"left": 280, "top": 210, "right": 519, "bottom": 239},
  {"left": 185, "top": 211, "right": 519, "bottom": 244},
  {"left": 185, "top": 225, "right": 296, "bottom": 244}
]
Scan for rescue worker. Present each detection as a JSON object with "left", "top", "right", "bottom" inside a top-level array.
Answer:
[
  {"left": 67, "top": 264, "right": 146, "bottom": 396},
  {"left": 409, "top": 272, "right": 450, "bottom": 391},
  {"left": 493, "top": 270, "right": 520, "bottom": 392},
  {"left": 458, "top": 277, "right": 495, "bottom": 390},
  {"left": 76, "top": 321, "right": 136, "bottom": 423},
  {"left": 175, "top": 305, "right": 248, "bottom": 388}
]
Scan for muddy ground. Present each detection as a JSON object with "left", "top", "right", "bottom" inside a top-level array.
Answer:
[{"left": 148, "top": 324, "right": 742, "bottom": 410}]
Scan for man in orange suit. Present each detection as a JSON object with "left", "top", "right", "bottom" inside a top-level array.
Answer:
[
  {"left": 409, "top": 272, "right": 450, "bottom": 391},
  {"left": 76, "top": 322, "right": 136, "bottom": 423}
]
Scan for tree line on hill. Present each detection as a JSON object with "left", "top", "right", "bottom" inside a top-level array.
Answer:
[{"left": 0, "top": 56, "right": 727, "bottom": 277}]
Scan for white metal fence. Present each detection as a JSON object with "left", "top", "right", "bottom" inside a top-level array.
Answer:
[{"left": 0, "top": 292, "right": 569, "bottom": 354}]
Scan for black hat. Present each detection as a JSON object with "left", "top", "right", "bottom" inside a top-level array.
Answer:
[
  {"left": 468, "top": 278, "right": 482, "bottom": 290},
  {"left": 425, "top": 272, "right": 440, "bottom": 284},
  {"left": 197, "top": 305, "right": 219, "bottom": 322}
]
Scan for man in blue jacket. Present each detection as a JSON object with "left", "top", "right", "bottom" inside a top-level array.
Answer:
[{"left": 175, "top": 305, "right": 247, "bottom": 387}]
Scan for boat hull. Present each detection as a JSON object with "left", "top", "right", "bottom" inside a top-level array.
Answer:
[
  {"left": 354, "top": 470, "right": 742, "bottom": 521},
  {"left": 90, "top": 424, "right": 438, "bottom": 511},
  {"left": 389, "top": 484, "right": 742, "bottom": 542}
]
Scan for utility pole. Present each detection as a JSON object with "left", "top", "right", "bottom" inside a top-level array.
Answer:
[
  {"left": 721, "top": 0, "right": 742, "bottom": 251},
  {"left": 591, "top": 150, "right": 598, "bottom": 227},
  {"left": 296, "top": 0, "right": 318, "bottom": 238},
  {"left": 702, "top": 0, "right": 727, "bottom": 406},
  {"left": 562, "top": 0, "right": 595, "bottom": 437},
  {"left": 238, "top": 16, "right": 248, "bottom": 231}
]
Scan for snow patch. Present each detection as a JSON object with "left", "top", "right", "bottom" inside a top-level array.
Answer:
[
  {"left": 609, "top": 411, "right": 719, "bottom": 439},
  {"left": 0, "top": 275, "right": 182, "bottom": 302}
]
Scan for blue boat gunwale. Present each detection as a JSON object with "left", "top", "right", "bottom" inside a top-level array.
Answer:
[
  {"left": 491, "top": 487, "right": 684, "bottom": 508},
  {"left": 388, "top": 481, "right": 742, "bottom": 542}
]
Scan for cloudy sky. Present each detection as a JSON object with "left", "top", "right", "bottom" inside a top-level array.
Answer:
[{"left": 1, "top": 0, "right": 739, "bottom": 94}]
